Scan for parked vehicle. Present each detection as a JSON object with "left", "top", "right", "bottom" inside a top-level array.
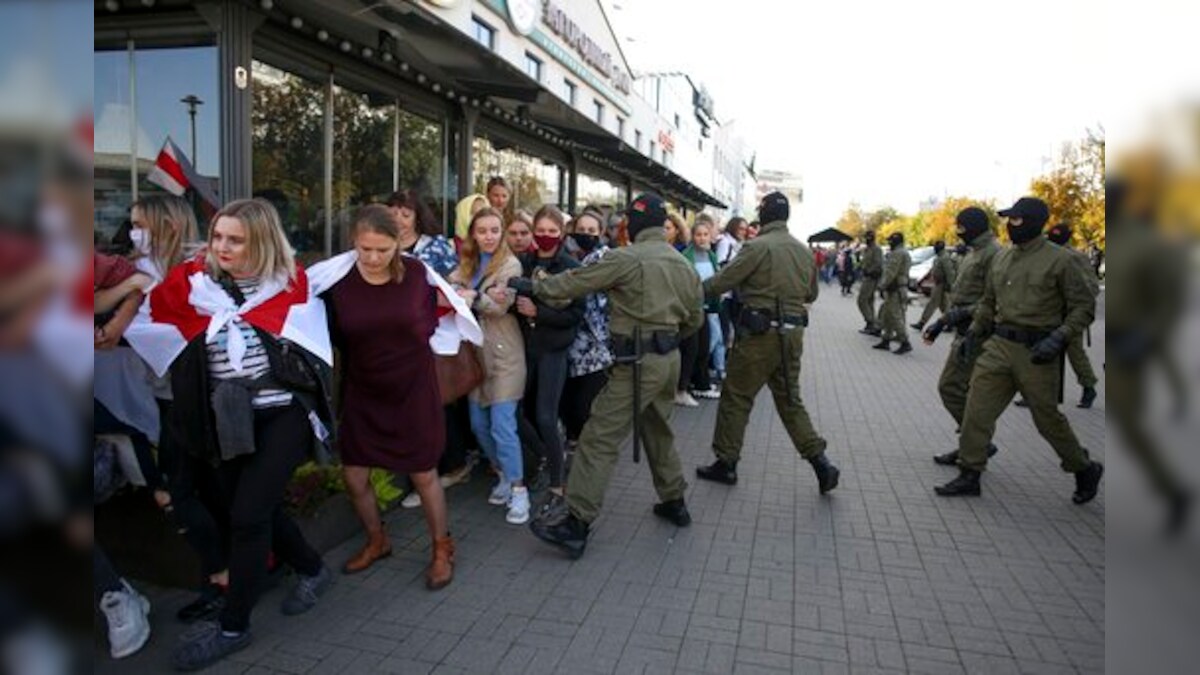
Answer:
[{"left": 906, "top": 246, "right": 936, "bottom": 294}]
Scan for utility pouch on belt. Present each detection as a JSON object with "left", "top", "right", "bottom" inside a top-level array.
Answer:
[
  {"left": 738, "top": 308, "right": 773, "bottom": 335},
  {"left": 611, "top": 331, "right": 679, "bottom": 358}
]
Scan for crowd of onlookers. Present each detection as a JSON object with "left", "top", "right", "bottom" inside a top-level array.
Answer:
[{"left": 91, "top": 178, "right": 765, "bottom": 668}]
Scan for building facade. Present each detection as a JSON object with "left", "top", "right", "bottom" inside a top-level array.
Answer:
[{"left": 95, "top": 0, "right": 742, "bottom": 262}]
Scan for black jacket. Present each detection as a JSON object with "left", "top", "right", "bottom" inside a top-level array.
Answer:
[
  {"left": 518, "top": 249, "right": 585, "bottom": 353},
  {"left": 168, "top": 328, "right": 336, "bottom": 467}
]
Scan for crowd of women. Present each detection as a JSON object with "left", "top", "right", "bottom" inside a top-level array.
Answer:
[{"left": 91, "top": 179, "right": 761, "bottom": 670}]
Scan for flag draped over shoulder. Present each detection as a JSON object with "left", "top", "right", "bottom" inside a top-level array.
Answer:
[{"left": 123, "top": 256, "right": 332, "bottom": 377}]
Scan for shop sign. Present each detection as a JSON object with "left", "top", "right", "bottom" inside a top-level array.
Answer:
[
  {"left": 506, "top": 0, "right": 539, "bottom": 36},
  {"left": 542, "top": 0, "right": 631, "bottom": 95},
  {"left": 658, "top": 130, "right": 675, "bottom": 153}
]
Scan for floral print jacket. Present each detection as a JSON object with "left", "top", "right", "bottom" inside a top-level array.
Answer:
[{"left": 566, "top": 247, "right": 615, "bottom": 377}]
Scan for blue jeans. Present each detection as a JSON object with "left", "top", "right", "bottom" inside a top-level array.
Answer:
[
  {"left": 707, "top": 313, "right": 726, "bottom": 376},
  {"left": 468, "top": 400, "right": 523, "bottom": 483}
]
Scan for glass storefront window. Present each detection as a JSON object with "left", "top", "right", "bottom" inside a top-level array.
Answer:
[
  {"left": 251, "top": 60, "right": 326, "bottom": 264},
  {"left": 332, "top": 86, "right": 395, "bottom": 253},
  {"left": 577, "top": 173, "right": 626, "bottom": 214},
  {"left": 94, "top": 43, "right": 219, "bottom": 246},
  {"left": 395, "top": 108, "right": 446, "bottom": 229},
  {"left": 472, "top": 135, "right": 561, "bottom": 216}
]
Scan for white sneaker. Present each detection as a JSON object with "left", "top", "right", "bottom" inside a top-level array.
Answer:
[
  {"left": 674, "top": 392, "right": 700, "bottom": 408},
  {"left": 401, "top": 491, "right": 422, "bottom": 509},
  {"left": 693, "top": 388, "right": 720, "bottom": 400},
  {"left": 100, "top": 581, "right": 151, "bottom": 659},
  {"left": 506, "top": 486, "right": 531, "bottom": 525},
  {"left": 488, "top": 479, "right": 512, "bottom": 506}
]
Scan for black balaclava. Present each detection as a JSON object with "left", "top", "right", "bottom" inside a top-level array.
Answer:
[
  {"left": 999, "top": 196, "right": 1050, "bottom": 245},
  {"left": 626, "top": 193, "right": 669, "bottom": 240},
  {"left": 933, "top": 240, "right": 945, "bottom": 254},
  {"left": 757, "top": 191, "right": 789, "bottom": 224},
  {"left": 954, "top": 206, "right": 990, "bottom": 245},
  {"left": 1046, "top": 223, "right": 1071, "bottom": 246},
  {"left": 864, "top": 231, "right": 876, "bottom": 246},
  {"left": 887, "top": 232, "right": 904, "bottom": 250}
]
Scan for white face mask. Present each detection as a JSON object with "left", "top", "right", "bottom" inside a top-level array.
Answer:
[{"left": 130, "top": 228, "right": 152, "bottom": 255}]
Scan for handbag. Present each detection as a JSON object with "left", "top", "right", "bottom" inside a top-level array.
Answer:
[{"left": 434, "top": 341, "right": 484, "bottom": 405}]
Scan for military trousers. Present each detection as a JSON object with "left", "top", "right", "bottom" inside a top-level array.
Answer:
[
  {"left": 937, "top": 333, "right": 980, "bottom": 427},
  {"left": 958, "top": 337, "right": 1089, "bottom": 473},
  {"left": 566, "top": 351, "right": 687, "bottom": 524},
  {"left": 1066, "top": 333, "right": 1098, "bottom": 388},
  {"left": 712, "top": 331, "right": 826, "bottom": 463},
  {"left": 857, "top": 277, "right": 879, "bottom": 327},
  {"left": 1108, "top": 360, "right": 1183, "bottom": 499},
  {"left": 918, "top": 283, "right": 949, "bottom": 325},
  {"left": 879, "top": 290, "right": 909, "bottom": 343}
]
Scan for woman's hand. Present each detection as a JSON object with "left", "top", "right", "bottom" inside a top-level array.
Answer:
[{"left": 515, "top": 296, "right": 538, "bottom": 318}]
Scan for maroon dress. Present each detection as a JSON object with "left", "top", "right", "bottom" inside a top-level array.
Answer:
[{"left": 327, "top": 258, "right": 444, "bottom": 472}]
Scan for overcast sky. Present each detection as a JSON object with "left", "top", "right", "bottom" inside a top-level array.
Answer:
[{"left": 602, "top": 0, "right": 1190, "bottom": 236}]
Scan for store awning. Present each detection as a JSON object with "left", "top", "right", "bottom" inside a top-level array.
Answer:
[{"left": 807, "top": 227, "right": 853, "bottom": 244}]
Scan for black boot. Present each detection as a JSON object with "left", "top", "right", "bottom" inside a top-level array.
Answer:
[
  {"left": 893, "top": 341, "right": 913, "bottom": 355},
  {"left": 696, "top": 459, "right": 738, "bottom": 485},
  {"left": 1072, "top": 461, "right": 1104, "bottom": 504},
  {"left": 933, "top": 443, "right": 997, "bottom": 466},
  {"left": 909, "top": 322, "right": 924, "bottom": 330},
  {"left": 652, "top": 499, "right": 692, "bottom": 527},
  {"left": 808, "top": 453, "right": 840, "bottom": 495},
  {"left": 1014, "top": 398, "right": 1030, "bottom": 408},
  {"left": 1077, "top": 386, "right": 1097, "bottom": 409},
  {"left": 858, "top": 324, "right": 876, "bottom": 335},
  {"left": 529, "top": 510, "right": 590, "bottom": 559},
  {"left": 935, "top": 469, "right": 982, "bottom": 496},
  {"left": 872, "top": 339, "right": 892, "bottom": 350}
]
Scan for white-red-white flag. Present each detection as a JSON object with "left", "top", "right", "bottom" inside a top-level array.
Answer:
[{"left": 146, "top": 137, "right": 220, "bottom": 211}]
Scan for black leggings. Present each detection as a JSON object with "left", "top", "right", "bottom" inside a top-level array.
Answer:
[
  {"left": 158, "top": 400, "right": 230, "bottom": 580},
  {"left": 560, "top": 369, "right": 609, "bottom": 443},
  {"left": 519, "top": 349, "right": 569, "bottom": 488},
  {"left": 217, "top": 404, "right": 322, "bottom": 633},
  {"left": 678, "top": 319, "right": 712, "bottom": 392}
]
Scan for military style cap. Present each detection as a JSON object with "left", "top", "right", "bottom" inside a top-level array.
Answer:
[
  {"left": 757, "top": 191, "right": 789, "bottom": 224},
  {"left": 998, "top": 197, "right": 1050, "bottom": 227},
  {"left": 626, "top": 193, "right": 668, "bottom": 234},
  {"left": 1046, "top": 222, "right": 1072, "bottom": 245}
]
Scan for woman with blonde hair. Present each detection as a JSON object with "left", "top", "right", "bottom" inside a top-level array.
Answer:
[
  {"left": 505, "top": 209, "right": 535, "bottom": 254},
  {"left": 129, "top": 194, "right": 201, "bottom": 280},
  {"left": 453, "top": 193, "right": 487, "bottom": 247},
  {"left": 126, "top": 198, "right": 336, "bottom": 670},
  {"left": 664, "top": 212, "right": 690, "bottom": 251},
  {"left": 449, "top": 207, "right": 529, "bottom": 524}
]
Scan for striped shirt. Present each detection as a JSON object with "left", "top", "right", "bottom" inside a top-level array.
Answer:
[{"left": 205, "top": 278, "right": 293, "bottom": 408}]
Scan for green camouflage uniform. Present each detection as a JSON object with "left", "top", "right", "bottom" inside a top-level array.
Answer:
[
  {"left": 531, "top": 228, "right": 704, "bottom": 524},
  {"left": 957, "top": 236, "right": 1096, "bottom": 472},
  {"left": 1059, "top": 245, "right": 1099, "bottom": 389},
  {"left": 936, "top": 232, "right": 1001, "bottom": 425},
  {"left": 704, "top": 220, "right": 827, "bottom": 463},
  {"left": 857, "top": 243, "right": 883, "bottom": 329},
  {"left": 878, "top": 245, "right": 912, "bottom": 343}
]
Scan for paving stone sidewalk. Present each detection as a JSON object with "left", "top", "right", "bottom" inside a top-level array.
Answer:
[{"left": 99, "top": 286, "right": 1105, "bottom": 674}]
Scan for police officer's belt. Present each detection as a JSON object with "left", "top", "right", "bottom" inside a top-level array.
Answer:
[
  {"left": 611, "top": 331, "right": 680, "bottom": 358},
  {"left": 737, "top": 308, "right": 808, "bottom": 335},
  {"left": 994, "top": 324, "right": 1051, "bottom": 347}
]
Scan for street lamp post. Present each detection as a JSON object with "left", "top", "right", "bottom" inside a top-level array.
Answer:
[{"left": 180, "top": 94, "right": 204, "bottom": 169}]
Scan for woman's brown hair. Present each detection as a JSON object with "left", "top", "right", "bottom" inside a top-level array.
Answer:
[
  {"left": 351, "top": 204, "right": 406, "bottom": 282},
  {"left": 458, "top": 206, "right": 512, "bottom": 284},
  {"left": 532, "top": 205, "right": 566, "bottom": 233},
  {"left": 385, "top": 189, "right": 441, "bottom": 237}
]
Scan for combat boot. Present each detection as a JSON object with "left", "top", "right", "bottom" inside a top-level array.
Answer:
[
  {"left": 529, "top": 510, "right": 590, "bottom": 559},
  {"left": 1077, "top": 386, "right": 1097, "bottom": 409},
  {"left": 696, "top": 459, "right": 738, "bottom": 485},
  {"left": 909, "top": 321, "right": 925, "bottom": 330},
  {"left": 652, "top": 499, "right": 692, "bottom": 527},
  {"left": 893, "top": 341, "right": 913, "bottom": 355},
  {"left": 872, "top": 339, "right": 892, "bottom": 350},
  {"left": 932, "top": 443, "right": 997, "bottom": 466},
  {"left": 935, "top": 469, "right": 982, "bottom": 496},
  {"left": 808, "top": 453, "right": 840, "bottom": 494},
  {"left": 1072, "top": 461, "right": 1104, "bottom": 504},
  {"left": 1014, "top": 398, "right": 1030, "bottom": 408}
]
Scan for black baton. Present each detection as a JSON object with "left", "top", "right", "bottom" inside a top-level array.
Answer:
[{"left": 631, "top": 325, "right": 643, "bottom": 464}]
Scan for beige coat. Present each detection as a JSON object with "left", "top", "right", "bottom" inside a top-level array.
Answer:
[{"left": 450, "top": 255, "right": 526, "bottom": 406}]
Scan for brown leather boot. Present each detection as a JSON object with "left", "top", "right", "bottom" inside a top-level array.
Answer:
[
  {"left": 342, "top": 527, "right": 391, "bottom": 574},
  {"left": 425, "top": 535, "right": 455, "bottom": 590}
]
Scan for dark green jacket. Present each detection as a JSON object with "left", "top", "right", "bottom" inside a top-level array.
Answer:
[
  {"left": 703, "top": 220, "right": 818, "bottom": 318},
  {"left": 532, "top": 228, "right": 704, "bottom": 339},
  {"left": 970, "top": 235, "right": 1095, "bottom": 339},
  {"left": 948, "top": 232, "right": 1001, "bottom": 313}
]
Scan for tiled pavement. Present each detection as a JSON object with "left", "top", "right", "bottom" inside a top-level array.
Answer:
[{"left": 100, "top": 286, "right": 1105, "bottom": 674}]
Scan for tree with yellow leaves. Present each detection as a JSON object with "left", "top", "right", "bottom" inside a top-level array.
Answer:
[{"left": 1029, "top": 131, "right": 1105, "bottom": 250}]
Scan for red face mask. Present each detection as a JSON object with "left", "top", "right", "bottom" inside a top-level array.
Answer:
[{"left": 534, "top": 234, "right": 561, "bottom": 252}]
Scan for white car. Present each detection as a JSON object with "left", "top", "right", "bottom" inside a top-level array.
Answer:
[{"left": 906, "top": 246, "right": 936, "bottom": 293}]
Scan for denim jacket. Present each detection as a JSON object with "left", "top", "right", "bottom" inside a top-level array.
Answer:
[{"left": 566, "top": 247, "right": 615, "bottom": 377}]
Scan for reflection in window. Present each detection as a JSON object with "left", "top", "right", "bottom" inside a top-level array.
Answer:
[
  {"left": 94, "top": 44, "right": 219, "bottom": 246},
  {"left": 472, "top": 135, "right": 560, "bottom": 215},
  {"left": 332, "top": 86, "right": 396, "bottom": 253},
  {"left": 251, "top": 61, "right": 326, "bottom": 263},
  {"left": 577, "top": 173, "right": 626, "bottom": 215}
]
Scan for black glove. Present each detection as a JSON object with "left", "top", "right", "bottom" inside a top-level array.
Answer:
[
  {"left": 1030, "top": 327, "right": 1069, "bottom": 365},
  {"left": 506, "top": 276, "right": 534, "bottom": 297},
  {"left": 922, "top": 318, "right": 946, "bottom": 343},
  {"left": 956, "top": 330, "right": 978, "bottom": 365},
  {"left": 942, "top": 306, "right": 971, "bottom": 328}
]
